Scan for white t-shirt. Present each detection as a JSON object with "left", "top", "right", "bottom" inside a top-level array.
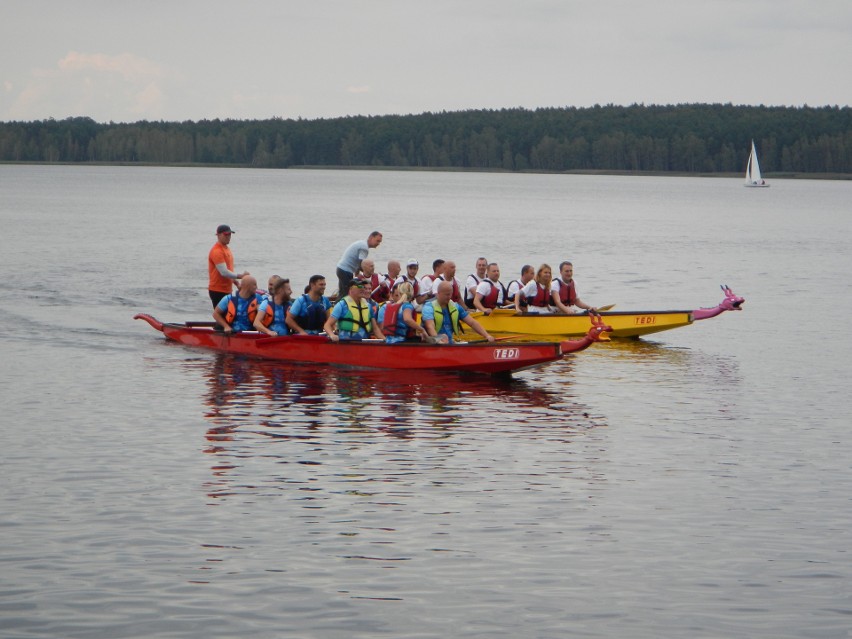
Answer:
[
  {"left": 420, "top": 274, "right": 438, "bottom": 298},
  {"left": 506, "top": 279, "right": 524, "bottom": 301},
  {"left": 465, "top": 274, "right": 483, "bottom": 296}
]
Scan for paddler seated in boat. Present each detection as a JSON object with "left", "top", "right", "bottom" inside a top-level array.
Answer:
[
  {"left": 429, "top": 260, "right": 464, "bottom": 305},
  {"left": 378, "top": 282, "right": 428, "bottom": 344},
  {"left": 506, "top": 264, "right": 534, "bottom": 309},
  {"left": 286, "top": 274, "right": 332, "bottom": 335},
  {"left": 552, "top": 261, "right": 597, "bottom": 314},
  {"left": 516, "top": 264, "right": 556, "bottom": 314},
  {"left": 394, "top": 259, "right": 428, "bottom": 307},
  {"left": 370, "top": 259, "right": 401, "bottom": 304},
  {"left": 356, "top": 258, "right": 381, "bottom": 293},
  {"left": 422, "top": 281, "right": 495, "bottom": 344},
  {"left": 464, "top": 256, "right": 488, "bottom": 309},
  {"left": 254, "top": 276, "right": 293, "bottom": 336},
  {"left": 472, "top": 263, "right": 507, "bottom": 315},
  {"left": 419, "top": 259, "right": 445, "bottom": 302},
  {"left": 261, "top": 275, "right": 280, "bottom": 301},
  {"left": 325, "top": 278, "right": 385, "bottom": 343},
  {"left": 212, "top": 275, "right": 263, "bottom": 334}
]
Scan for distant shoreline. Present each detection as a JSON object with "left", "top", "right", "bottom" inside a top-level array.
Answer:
[{"left": 2, "top": 161, "right": 850, "bottom": 180}]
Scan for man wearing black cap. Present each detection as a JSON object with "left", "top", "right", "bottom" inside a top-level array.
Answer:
[{"left": 208, "top": 224, "right": 249, "bottom": 307}]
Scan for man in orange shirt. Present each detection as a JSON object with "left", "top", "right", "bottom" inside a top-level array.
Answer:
[{"left": 208, "top": 224, "right": 249, "bottom": 307}]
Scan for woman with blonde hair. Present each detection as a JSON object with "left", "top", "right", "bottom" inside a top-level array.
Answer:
[
  {"left": 379, "top": 281, "right": 428, "bottom": 343},
  {"left": 516, "top": 264, "right": 556, "bottom": 314}
]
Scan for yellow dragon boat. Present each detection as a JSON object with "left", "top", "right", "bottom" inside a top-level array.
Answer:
[{"left": 469, "top": 285, "right": 744, "bottom": 339}]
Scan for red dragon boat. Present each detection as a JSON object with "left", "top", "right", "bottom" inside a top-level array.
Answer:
[{"left": 134, "top": 313, "right": 612, "bottom": 376}]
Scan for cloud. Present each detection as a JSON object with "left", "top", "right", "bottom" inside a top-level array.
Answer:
[
  {"left": 3, "top": 51, "right": 172, "bottom": 122},
  {"left": 346, "top": 85, "right": 371, "bottom": 94},
  {"left": 57, "top": 51, "right": 163, "bottom": 81}
]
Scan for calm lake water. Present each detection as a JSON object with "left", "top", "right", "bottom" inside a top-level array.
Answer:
[{"left": 1, "top": 165, "right": 851, "bottom": 638}]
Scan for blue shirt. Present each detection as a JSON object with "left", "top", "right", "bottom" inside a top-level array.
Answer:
[
  {"left": 421, "top": 300, "right": 468, "bottom": 343},
  {"left": 336, "top": 240, "right": 369, "bottom": 273},
  {"left": 288, "top": 294, "right": 331, "bottom": 334}
]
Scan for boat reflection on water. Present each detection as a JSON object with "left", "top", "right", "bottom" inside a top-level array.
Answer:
[
  {"left": 194, "top": 352, "right": 606, "bottom": 441},
  {"left": 185, "top": 352, "right": 609, "bottom": 503}
]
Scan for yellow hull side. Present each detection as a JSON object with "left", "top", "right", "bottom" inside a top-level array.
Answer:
[{"left": 470, "top": 310, "right": 694, "bottom": 338}]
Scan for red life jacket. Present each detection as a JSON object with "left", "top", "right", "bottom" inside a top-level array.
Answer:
[
  {"left": 555, "top": 279, "right": 577, "bottom": 306},
  {"left": 481, "top": 280, "right": 503, "bottom": 309},
  {"left": 527, "top": 283, "right": 551, "bottom": 307},
  {"left": 382, "top": 302, "right": 419, "bottom": 338},
  {"left": 371, "top": 274, "right": 392, "bottom": 303},
  {"left": 450, "top": 279, "right": 462, "bottom": 304}
]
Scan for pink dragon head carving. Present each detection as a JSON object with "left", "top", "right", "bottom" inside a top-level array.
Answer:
[{"left": 692, "top": 285, "right": 745, "bottom": 321}]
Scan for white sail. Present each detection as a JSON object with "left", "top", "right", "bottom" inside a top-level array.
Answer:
[{"left": 744, "top": 140, "right": 769, "bottom": 187}]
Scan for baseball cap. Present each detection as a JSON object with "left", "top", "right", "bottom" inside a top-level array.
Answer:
[
  {"left": 216, "top": 224, "right": 235, "bottom": 234},
  {"left": 349, "top": 278, "right": 368, "bottom": 288},
  {"left": 406, "top": 259, "right": 419, "bottom": 267}
]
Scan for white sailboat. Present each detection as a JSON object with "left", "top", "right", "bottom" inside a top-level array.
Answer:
[{"left": 744, "top": 140, "right": 769, "bottom": 187}]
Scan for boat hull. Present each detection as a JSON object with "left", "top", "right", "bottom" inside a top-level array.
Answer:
[
  {"left": 470, "top": 310, "right": 694, "bottom": 338},
  {"left": 134, "top": 315, "right": 600, "bottom": 376}
]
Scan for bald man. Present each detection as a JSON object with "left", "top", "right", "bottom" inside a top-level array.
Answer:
[
  {"left": 421, "top": 281, "right": 494, "bottom": 344},
  {"left": 212, "top": 275, "right": 263, "bottom": 333}
]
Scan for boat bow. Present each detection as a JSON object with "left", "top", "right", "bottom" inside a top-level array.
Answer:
[
  {"left": 692, "top": 285, "right": 745, "bottom": 321},
  {"left": 134, "top": 313, "right": 164, "bottom": 332},
  {"left": 560, "top": 314, "right": 613, "bottom": 354}
]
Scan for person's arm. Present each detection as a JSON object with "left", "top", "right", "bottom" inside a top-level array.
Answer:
[
  {"left": 215, "top": 262, "right": 248, "bottom": 281},
  {"left": 371, "top": 322, "right": 385, "bottom": 340},
  {"left": 573, "top": 297, "right": 597, "bottom": 313},
  {"left": 465, "top": 277, "right": 477, "bottom": 307},
  {"left": 420, "top": 304, "right": 438, "bottom": 338},
  {"left": 324, "top": 314, "right": 339, "bottom": 342},
  {"left": 473, "top": 291, "right": 491, "bottom": 315},
  {"left": 423, "top": 318, "right": 437, "bottom": 337},
  {"left": 462, "top": 315, "right": 495, "bottom": 342},
  {"left": 253, "top": 306, "right": 276, "bottom": 336},
  {"left": 514, "top": 288, "right": 525, "bottom": 313},
  {"left": 403, "top": 307, "right": 428, "bottom": 340},
  {"left": 212, "top": 303, "right": 232, "bottom": 333},
  {"left": 285, "top": 308, "right": 306, "bottom": 335}
]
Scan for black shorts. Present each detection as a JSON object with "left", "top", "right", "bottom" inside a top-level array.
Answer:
[{"left": 209, "top": 290, "right": 228, "bottom": 307}]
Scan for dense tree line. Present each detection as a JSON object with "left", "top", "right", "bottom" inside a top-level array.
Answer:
[{"left": 1, "top": 104, "right": 851, "bottom": 174}]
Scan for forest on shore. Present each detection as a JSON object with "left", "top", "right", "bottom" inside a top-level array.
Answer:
[{"left": 1, "top": 103, "right": 850, "bottom": 175}]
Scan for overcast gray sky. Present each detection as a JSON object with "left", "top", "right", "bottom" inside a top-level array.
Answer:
[{"left": 2, "top": 0, "right": 850, "bottom": 123}]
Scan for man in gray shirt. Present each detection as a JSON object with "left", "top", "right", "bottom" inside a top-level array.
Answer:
[{"left": 335, "top": 231, "right": 382, "bottom": 297}]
